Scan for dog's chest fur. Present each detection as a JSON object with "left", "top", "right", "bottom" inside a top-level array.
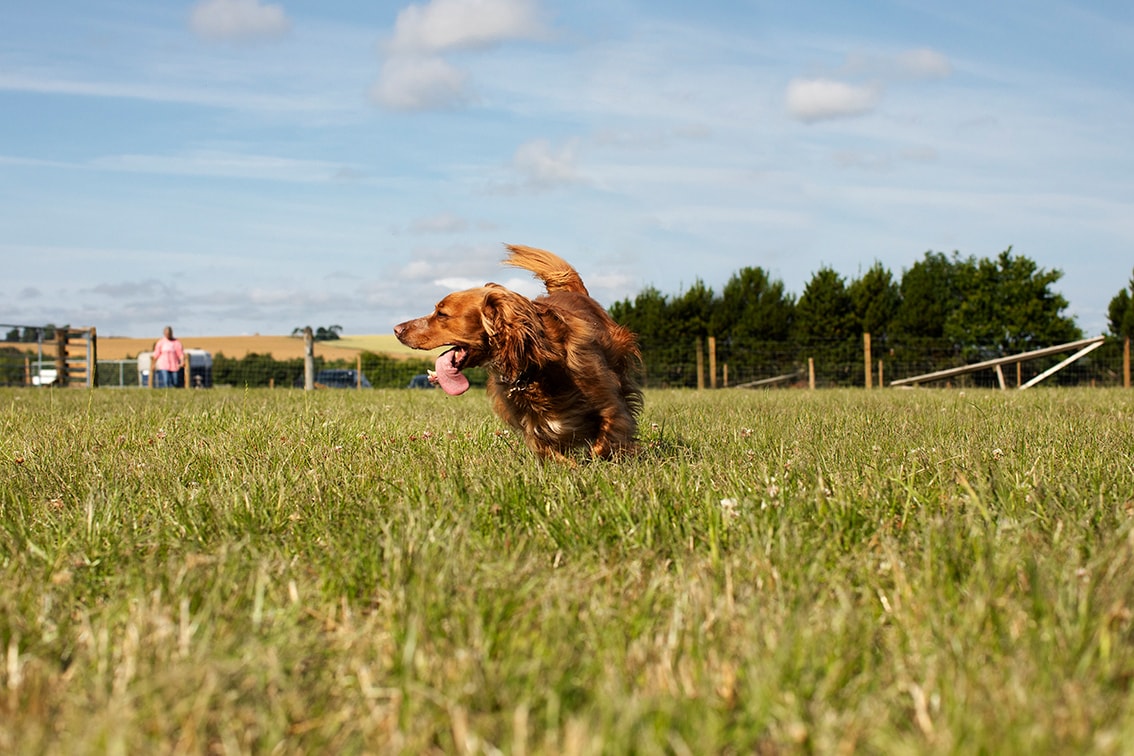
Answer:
[{"left": 489, "top": 367, "right": 594, "bottom": 448}]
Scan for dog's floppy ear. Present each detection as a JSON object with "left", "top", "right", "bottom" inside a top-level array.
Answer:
[{"left": 481, "top": 288, "right": 551, "bottom": 379}]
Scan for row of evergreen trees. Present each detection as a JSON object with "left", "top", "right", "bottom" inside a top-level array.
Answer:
[{"left": 609, "top": 248, "right": 1130, "bottom": 387}]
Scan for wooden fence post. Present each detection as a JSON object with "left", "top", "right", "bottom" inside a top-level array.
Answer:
[
  {"left": 356, "top": 354, "right": 363, "bottom": 389},
  {"left": 808, "top": 357, "right": 815, "bottom": 390},
  {"left": 708, "top": 336, "right": 717, "bottom": 389},
  {"left": 696, "top": 338, "right": 704, "bottom": 390},
  {"left": 55, "top": 328, "right": 69, "bottom": 387},
  {"left": 1125, "top": 336, "right": 1131, "bottom": 388},
  {"left": 88, "top": 327, "right": 98, "bottom": 388},
  {"left": 864, "top": 332, "right": 872, "bottom": 389},
  {"left": 878, "top": 359, "right": 884, "bottom": 388},
  {"left": 304, "top": 327, "right": 315, "bottom": 390}
]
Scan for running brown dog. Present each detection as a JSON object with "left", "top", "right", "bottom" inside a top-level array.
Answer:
[{"left": 393, "top": 244, "right": 643, "bottom": 461}]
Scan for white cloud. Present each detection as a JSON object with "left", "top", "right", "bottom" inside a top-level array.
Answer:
[
  {"left": 433, "top": 275, "right": 543, "bottom": 297},
  {"left": 370, "top": 55, "right": 470, "bottom": 111},
  {"left": 246, "top": 286, "right": 335, "bottom": 306},
  {"left": 374, "top": 0, "right": 549, "bottom": 111},
  {"left": 189, "top": 0, "right": 291, "bottom": 42},
  {"left": 433, "top": 276, "right": 485, "bottom": 290},
  {"left": 88, "top": 150, "right": 347, "bottom": 182},
  {"left": 895, "top": 48, "right": 952, "bottom": 79},
  {"left": 511, "top": 138, "right": 583, "bottom": 190},
  {"left": 832, "top": 145, "right": 938, "bottom": 172},
  {"left": 409, "top": 212, "right": 470, "bottom": 233},
  {"left": 387, "top": 0, "right": 546, "bottom": 54},
  {"left": 842, "top": 48, "right": 953, "bottom": 80},
  {"left": 785, "top": 78, "right": 881, "bottom": 122},
  {"left": 0, "top": 71, "right": 331, "bottom": 113}
]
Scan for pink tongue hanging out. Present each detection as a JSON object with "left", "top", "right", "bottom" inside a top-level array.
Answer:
[{"left": 431, "top": 347, "right": 470, "bottom": 396}]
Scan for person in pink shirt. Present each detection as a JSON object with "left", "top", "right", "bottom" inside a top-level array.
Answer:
[{"left": 152, "top": 326, "right": 185, "bottom": 388}]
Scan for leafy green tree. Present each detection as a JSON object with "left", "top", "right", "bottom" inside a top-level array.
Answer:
[
  {"left": 945, "top": 247, "right": 1081, "bottom": 359},
  {"left": 292, "top": 325, "right": 343, "bottom": 341},
  {"left": 1107, "top": 269, "right": 1134, "bottom": 338},
  {"left": 315, "top": 325, "right": 342, "bottom": 341},
  {"left": 670, "top": 279, "right": 715, "bottom": 341},
  {"left": 713, "top": 267, "right": 793, "bottom": 341},
  {"left": 849, "top": 262, "right": 900, "bottom": 342},
  {"left": 667, "top": 280, "right": 716, "bottom": 386},
  {"left": 793, "top": 267, "right": 856, "bottom": 342},
  {"left": 888, "top": 251, "right": 973, "bottom": 377},
  {"left": 712, "top": 266, "right": 795, "bottom": 381},
  {"left": 610, "top": 286, "right": 668, "bottom": 355},
  {"left": 612, "top": 280, "right": 720, "bottom": 387},
  {"left": 892, "top": 251, "right": 965, "bottom": 342},
  {"left": 610, "top": 287, "right": 683, "bottom": 386},
  {"left": 792, "top": 267, "right": 859, "bottom": 384}
]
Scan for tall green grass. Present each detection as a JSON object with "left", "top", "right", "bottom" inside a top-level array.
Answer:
[{"left": 2, "top": 387, "right": 1133, "bottom": 753}]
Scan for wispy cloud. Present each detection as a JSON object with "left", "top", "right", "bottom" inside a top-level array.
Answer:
[
  {"left": 385, "top": 0, "right": 546, "bottom": 54},
  {"left": 894, "top": 48, "right": 952, "bottom": 79},
  {"left": 4, "top": 149, "right": 355, "bottom": 183},
  {"left": 786, "top": 48, "right": 951, "bottom": 123},
  {"left": 189, "top": 0, "right": 291, "bottom": 42},
  {"left": 370, "top": 55, "right": 470, "bottom": 111},
  {"left": 372, "top": 0, "right": 550, "bottom": 111},
  {"left": 87, "top": 279, "right": 178, "bottom": 299},
  {"left": 407, "top": 213, "right": 473, "bottom": 234},
  {"left": 0, "top": 71, "right": 341, "bottom": 114},
  {"left": 509, "top": 138, "right": 584, "bottom": 191}
]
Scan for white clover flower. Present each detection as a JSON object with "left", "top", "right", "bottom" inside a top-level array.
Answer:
[{"left": 719, "top": 498, "right": 740, "bottom": 518}]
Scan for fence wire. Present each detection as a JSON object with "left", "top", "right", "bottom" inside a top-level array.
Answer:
[{"left": 0, "top": 336, "right": 1128, "bottom": 389}]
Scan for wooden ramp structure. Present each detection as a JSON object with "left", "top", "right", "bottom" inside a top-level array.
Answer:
[
  {"left": 53, "top": 327, "right": 99, "bottom": 388},
  {"left": 734, "top": 372, "right": 801, "bottom": 389},
  {"left": 890, "top": 335, "right": 1105, "bottom": 389}
]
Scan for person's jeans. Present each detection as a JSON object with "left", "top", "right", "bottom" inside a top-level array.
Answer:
[{"left": 156, "top": 369, "right": 180, "bottom": 388}]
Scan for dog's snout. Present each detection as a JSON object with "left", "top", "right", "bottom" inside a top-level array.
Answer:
[{"left": 393, "top": 322, "right": 405, "bottom": 338}]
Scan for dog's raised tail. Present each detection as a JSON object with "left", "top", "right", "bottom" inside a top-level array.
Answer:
[{"left": 503, "top": 244, "right": 589, "bottom": 296}]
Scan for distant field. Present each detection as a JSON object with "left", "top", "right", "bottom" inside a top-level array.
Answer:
[
  {"left": 13, "top": 334, "right": 444, "bottom": 361},
  {"left": 333, "top": 334, "right": 445, "bottom": 359}
]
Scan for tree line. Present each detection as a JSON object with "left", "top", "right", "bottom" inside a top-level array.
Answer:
[{"left": 609, "top": 248, "right": 1132, "bottom": 387}]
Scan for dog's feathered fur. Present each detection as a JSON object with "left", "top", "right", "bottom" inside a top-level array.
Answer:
[{"left": 393, "top": 244, "right": 643, "bottom": 460}]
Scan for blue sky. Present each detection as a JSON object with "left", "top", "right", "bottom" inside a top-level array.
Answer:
[{"left": 2, "top": 0, "right": 1131, "bottom": 338}]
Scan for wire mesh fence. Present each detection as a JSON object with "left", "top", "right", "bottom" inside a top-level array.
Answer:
[
  {"left": 644, "top": 334, "right": 1127, "bottom": 389},
  {"left": 1, "top": 333, "right": 1129, "bottom": 390}
]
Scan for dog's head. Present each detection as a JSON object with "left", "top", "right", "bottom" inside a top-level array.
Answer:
[{"left": 393, "top": 284, "right": 552, "bottom": 393}]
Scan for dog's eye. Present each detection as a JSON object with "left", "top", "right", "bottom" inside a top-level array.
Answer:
[{"left": 435, "top": 309, "right": 449, "bottom": 319}]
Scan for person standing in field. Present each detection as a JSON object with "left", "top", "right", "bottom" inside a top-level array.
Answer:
[{"left": 152, "top": 326, "right": 185, "bottom": 388}]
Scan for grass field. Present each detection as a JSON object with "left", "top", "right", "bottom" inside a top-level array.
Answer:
[{"left": 2, "top": 387, "right": 1133, "bottom": 753}]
